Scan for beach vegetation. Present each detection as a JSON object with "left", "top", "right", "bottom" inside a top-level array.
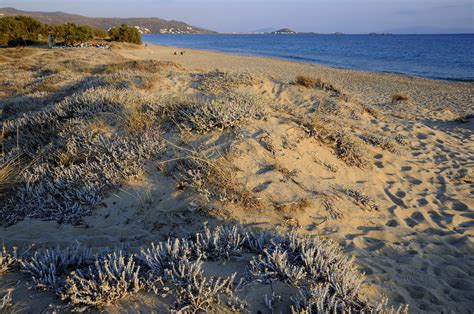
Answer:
[
  {"left": 0, "top": 16, "right": 45, "bottom": 46},
  {"left": 0, "top": 16, "right": 107, "bottom": 46},
  {"left": 62, "top": 251, "right": 142, "bottom": 308},
  {"left": 108, "top": 24, "right": 142, "bottom": 44},
  {"left": 160, "top": 93, "right": 266, "bottom": 133},
  {"left": 391, "top": 93, "right": 410, "bottom": 102},
  {"left": 0, "top": 225, "right": 404, "bottom": 312},
  {"left": 295, "top": 75, "right": 317, "bottom": 88},
  {"left": 0, "top": 246, "right": 18, "bottom": 275},
  {"left": 195, "top": 70, "right": 257, "bottom": 94},
  {"left": 0, "top": 157, "right": 23, "bottom": 199},
  {"left": 331, "top": 131, "right": 372, "bottom": 168},
  {"left": 0, "top": 290, "right": 13, "bottom": 313},
  {"left": 101, "top": 60, "right": 182, "bottom": 74}
]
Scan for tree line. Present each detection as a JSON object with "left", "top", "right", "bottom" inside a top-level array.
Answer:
[{"left": 0, "top": 16, "right": 142, "bottom": 46}]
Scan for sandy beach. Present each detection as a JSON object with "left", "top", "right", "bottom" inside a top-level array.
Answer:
[{"left": 0, "top": 44, "right": 473, "bottom": 313}]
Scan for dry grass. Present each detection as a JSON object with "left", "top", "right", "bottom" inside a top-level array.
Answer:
[
  {"left": 343, "top": 186, "right": 380, "bottom": 211},
  {"left": 295, "top": 75, "right": 317, "bottom": 88},
  {"left": 101, "top": 60, "right": 183, "bottom": 74},
  {"left": 274, "top": 198, "right": 310, "bottom": 212},
  {"left": 0, "top": 290, "right": 13, "bottom": 313},
  {"left": 29, "top": 79, "right": 60, "bottom": 94},
  {"left": 331, "top": 131, "right": 371, "bottom": 168},
  {"left": 361, "top": 133, "right": 403, "bottom": 154},
  {"left": 159, "top": 93, "right": 266, "bottom": 133},
  {"left": 391, "top": 93, "right": 410, "bottom": 103},
  {"left": 162, "top": 140, "right": 261, "bottom": 209},
  {"left": 0, "top": 48, "right": 38, "bottom": 60},
  {"left": 270, "top": 161, "right": 300, "bottom": 182},
  {"left": 195, "top": 70, "right": 257, "bottom": 94},
  {"left": 0, "top": 157, "right": 23, "bottom": 199},
  {"left": 294, "top": 75, "right": 334, "bottom": 91},
  {"left": 0, "top": 246, "right": 18, "bottom": 275},
  {"left": 140, "top": 75, "right": 157, "bottom": 90},
  {"left": 125, "top": 110, "right": 155, "bottom": 134}
]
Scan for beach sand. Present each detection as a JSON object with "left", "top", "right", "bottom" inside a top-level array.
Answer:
[{"left": 0, "top": 44, "right": 473, "bottom": 313}]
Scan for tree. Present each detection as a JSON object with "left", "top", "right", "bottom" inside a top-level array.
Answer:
[
  {"left": 0, "top": 16, "right": 45, "bottom": 45},
  {"left": 94, "top": 28, "right": 108, "bottom": 39},
  {"left": 0, "top": 15, "right": 109, "bottom": 46},
  {"left": 108, "top": 24, "right": 142, "bottom": 44}
]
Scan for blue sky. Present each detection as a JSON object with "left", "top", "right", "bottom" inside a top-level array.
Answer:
[{"left": 2, "top": 0, "right": 473, "bottom": 33}]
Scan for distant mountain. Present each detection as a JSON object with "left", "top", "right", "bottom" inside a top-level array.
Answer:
[{"left": 0, "top": 7, "right": 214, "bottom": 34}]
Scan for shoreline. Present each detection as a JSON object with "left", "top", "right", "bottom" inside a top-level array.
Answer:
[
  {"left": 120, "top": 43, "right": 473, "bottom": 116},
  {"left": 141, "top": 42, "right": 471, "bottom": 83},
  {"left": 141, "top": 35, "right": 474, "bottom": 83}
]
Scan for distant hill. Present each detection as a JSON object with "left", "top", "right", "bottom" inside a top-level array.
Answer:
[
  {"left": 271, "top": 28, "right": 297, "bottom": 34},
  {"left": 0, "top": 7, "right": 214, "bottom": 34}
]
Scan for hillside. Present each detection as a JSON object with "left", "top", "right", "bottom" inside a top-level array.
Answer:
[{"left": 0, "top": 7, "right": 214, "bottom": 34}]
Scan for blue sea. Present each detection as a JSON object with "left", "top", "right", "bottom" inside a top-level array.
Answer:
[{"left": 142, "top": 34, "right": 474, "bottom": 81}]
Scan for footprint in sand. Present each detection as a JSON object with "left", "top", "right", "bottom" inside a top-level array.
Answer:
[
  {"left": 417, "top": 198, "right": 429, "bottom": 206},
  {"left": 256, "top": 165, "right": 275, "bottom": 175},
  {"left": 416, "top": 132, "right": 429, "bottom": 140},
  {"left": 395, "top": 190, "right": 406, "bottom": 198},
  {"left": 375, "top": 161, "right": 384, "bottom": 169},
  {"left": 252, "top": 181, "right": 272, "bottom": 193},
  {"left": 404, "top": 211, "right": 425, "bottom": 227},
  {"left": 405, "top": 176, "right": 423, "bottom": 185},
  {"left": 385, "top": 219, "right": 399, "bottom": 227},
  {"left": 353, "top": 236, "right": 385, "bottom": 251},
  {"left": 384, "top": 188, "right": 408, "bottom": 208},
  {"left": 451, "top": 201, "right": 470, "bottom": 212}
]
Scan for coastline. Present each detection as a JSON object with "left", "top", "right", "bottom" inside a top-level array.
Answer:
[
  {"left": 123, "top": 42, "right": 474, "bottom": 117},
  {"left": 141, "top": 34, "right": 474, "bottom": 82}
]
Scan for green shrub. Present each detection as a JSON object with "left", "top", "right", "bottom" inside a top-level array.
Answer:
[
  {"left": 60, "top": 23, "right": 95, "bottom": 45},
  {"left": 0, "top": 15, "right": 107, "bottom": 46},
  {"left": 0, "top": 16, "right": 45, "bottom": 45},
  {"left": 108, "top": 24, "right": 142, "bottom": 44}
]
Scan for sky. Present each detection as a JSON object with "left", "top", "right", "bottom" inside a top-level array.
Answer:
[{"left": 2, "top": 0, "right": 473, "bottom": 33}]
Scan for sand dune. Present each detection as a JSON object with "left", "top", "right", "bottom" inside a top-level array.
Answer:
[{"left": 0, "top": 45, "right": 472, "bottom": 313}]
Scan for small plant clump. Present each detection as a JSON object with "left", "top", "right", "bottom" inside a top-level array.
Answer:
[
  {"left": 295, "top": 75, "right": 318, "bottom": 88},
  {"left": 294, "top": 75, "right": 341, "bottom": 94},
  {"left": 330, "top": 131, "right": 372, "bottom": 168},
  {"left": 196, "top": 70, "right": 257, "bottom": 94},
  {"left": 0, "top": 157, "right": 23, "bottom": 199},
  {"left": 0, "top": 246, "right": 18, "bottom": 275},
  {"left": 361, "top": 133, "right": 403, "bottom": 154},
  {"left": 0, "top": 290, "right": 13, "bottom": 313},
  {"left": 391, "top": 93, "right": 410, "bottom": 103},
  {"left": 159, "top": 93, "right": 266, "bottom": 133},
  {"left": 101, "top": 60, "right": 183, "bottom": 74},
  {"left": 20, "top": 245, "right": 94, "bottom": 291},
  {"left": 62, "top": 251, "right": 143, "bottom": 308},
  {"left": 343, "top": 187, "right": 380, "bottom": 211}
]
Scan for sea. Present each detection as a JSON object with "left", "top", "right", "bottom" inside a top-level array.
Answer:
[{"left": 142, "top": 34, "right": 474, "bottom": 82}]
